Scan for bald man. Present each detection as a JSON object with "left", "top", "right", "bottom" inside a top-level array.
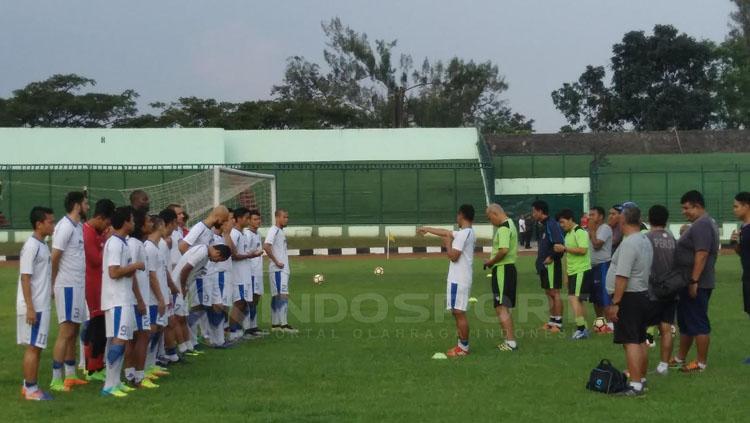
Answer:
[
  {"left": 129, "top": 190, "right": 150, "bottom": 213},
  {"left": 178, "top": 206, "right": 230, "bottom": 254},
  {"left": 483, "top": 204, "right": 519, "bottom": 352}
]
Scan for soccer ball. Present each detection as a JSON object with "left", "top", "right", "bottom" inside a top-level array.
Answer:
[
  {"left": 593, "top": 317, "right": 607, "bottom": 332},
  {"left": 374, "top": 266, "right": 384, "bottom": 276},
  {"left": 313, "top": 274, "right": 325, "bottom": 285}
]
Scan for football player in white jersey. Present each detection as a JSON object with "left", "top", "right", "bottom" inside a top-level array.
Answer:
[
  {"left": 144, "top": 216, "right": 170, "bottom": 379},
  {"left": 418, "top": 205, "right": 476, "bottom": 357},
  {"left": 264, "top": 209, "right": 297, "bottom": 333},
  {"left": 50, "top": 191, "right": 90, "bottom": 392},
  {"left": 101, "top": 207, "right": 144, "bottom": 398},
  {"left": 166, "top": 204, "right": 185, "bottom": 270},
  {"left": 125, "top": 208, "right": 158, "bottom": 389},
  {"left": 204, "top": 218, "right": 234, "bottom": 347},
  {"left": 18, "top": 207, "right": 55, "bottom": 400},
  {"left": 157, "top": 209, "right": 187, "bottom": 364},
  {"left": 227, "top": 208, "right": 259, "bottom": 341},
  {"left": 244, "top": 209, "right": 266, "bottom": 337}
]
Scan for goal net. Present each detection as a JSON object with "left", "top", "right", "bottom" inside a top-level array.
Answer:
[{"left": 119, "top": 167, "right": 276, "bottom": 225}]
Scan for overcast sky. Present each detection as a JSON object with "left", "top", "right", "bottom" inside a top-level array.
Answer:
[{"left": 0, "top": 0, "right": 736, "bottom": 132}]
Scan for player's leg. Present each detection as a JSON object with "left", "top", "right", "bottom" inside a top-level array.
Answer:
[
  {"left": 569, "top": 272, "right": 590, "bottom": 340},
  {"left": 270, "top": 272, "right": 281, "bottom": 331},
  {"left": 493, "top": 265, "right": 517, "bottom": 351},
  {"left": 20, "top": 310, "right": 53, "bottom": 400},
  {"left": 102, "top": 306, "right": 132, "bottom": 397},
  {"left": 445, "top": 282, "right": 470, "bottom": 357},
  {"left": 278, "top": 273, "right": 296, "bottom": 333}
]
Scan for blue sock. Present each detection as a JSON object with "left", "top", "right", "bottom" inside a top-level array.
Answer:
[
  {"left": 166, "top": 347, "right": 177, "bottom": 356},
  {"left": 459, "top": 339, "right": 469, "bottom": 347},
  {"left": 249, "top": 303, "right": 257, "bottom": 320},
  {"left": 24, "top": 380, "right": 37, "bottom": 388},
  {"left": 149, "top": 333, "right": 160, "bottom": 351},
  {"left": 107, "top": 344, "right": 125, "bottom": 364}
]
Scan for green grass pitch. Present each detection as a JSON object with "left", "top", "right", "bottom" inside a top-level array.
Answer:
[{"left": 1, "top": 255, "right": 748, "bottom": 421}]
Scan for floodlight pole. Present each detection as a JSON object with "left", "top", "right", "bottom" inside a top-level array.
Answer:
[{"left": 213, "top": 166, "right": 221, "bottom": 207}]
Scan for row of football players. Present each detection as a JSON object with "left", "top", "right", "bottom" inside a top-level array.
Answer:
[{"left": 16, "top": 191, "right": 293, "bottom": 400}]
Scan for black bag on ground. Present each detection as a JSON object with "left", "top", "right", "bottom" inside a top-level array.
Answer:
[
  {"left": 586, "top": 359, "right": 628, "bottom": 394},
  {"left": 651, "top": 269, "right": 688, "bottom": 301}
]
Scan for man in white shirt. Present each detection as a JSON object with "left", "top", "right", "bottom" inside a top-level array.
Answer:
[
  {"left": 227, "top": 208, "right": 262, "bottom": 341},
  {"left": 178, "top": 205, "right": 230, "bottom": 254},
  {"left": 17, "top": 206, "right": 55, "bottom": 401},
  {"left": 244, "top": 209, "right": 266, "bottom": 337},
  {"left": 50, "top": 191, "right": 90, "bottom": 392},
  {"left": 264, "top": 209, "right": 296, "bottom": 333},
  {"left": 101, "top": 207, "right": 144, "bottom": 398},
  {"left": 418, "top": 204, "right": 476, "bottom": 357}
]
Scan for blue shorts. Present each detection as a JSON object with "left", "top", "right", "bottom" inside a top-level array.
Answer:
[
  {"left": 590, "top": 262, "right": 612, "bottom": 307},
  {"left": 677, "top": 287, "right": 712, "bottom": 336}
]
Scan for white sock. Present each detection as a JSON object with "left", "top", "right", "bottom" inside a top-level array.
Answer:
[
  {"left": 657, "top": 361, "right": 669, "bottom": 372},
  {"left": 280, "top": 299, "right": 288, "bottom": 326},
  {"left": 79, "top": 341, "right": 86, "bottom": 369},
  {"left": 506, "top": 340, "right": 517, "bottom": 348},
  {"left": 52, "top": 365, "right": 63, "bottom": 381},
  {"left": 178, "top": 342, "right": 189, "bottom": 353},
  {"left": 198, "top": 313, "right": 209, "bottom": 338},
  {"left": 135, "top": 370, "right": 145, "bottom": 384},
  {"left": 125, "top": 367, "right": 135, "bottom": 382},
  {"left": 158, "top": 334, "right": 166, "bottom": 358},
  {"left": 64, "top": 363, "right": 77, "bottom": 377},
  {"left": 629, "top": 381, "right": 643, "bottom": 391}
]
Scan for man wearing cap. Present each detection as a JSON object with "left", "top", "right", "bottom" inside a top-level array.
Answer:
[{"left": 605, "top": 203, "right": 654, "bottom": 396}]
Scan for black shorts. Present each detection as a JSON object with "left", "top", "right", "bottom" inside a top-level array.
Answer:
[
  {"left": 614, "top": 291, "right": 651, "bottom": 345},
  {"left": 566, "top": 270, "right": 593, "bottom": 301},
  {"left": 492, "top": 264, "right": 517, "bottom": 308},
  {"left": 538, "top": 258, "right": 563, "bottom": 290},
  {"left": 648, "top": 299, "right": 677, "bottom": 326},
  {"left": 677, "top": 287, "right": 712, "bottom": 336}
]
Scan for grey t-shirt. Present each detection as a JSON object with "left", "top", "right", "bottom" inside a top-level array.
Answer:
[
  {"left": 606, "top": 232, "right": 654, "bottom": 294},
  {"left": 646, "top": 229, "right": 676, "bottom": 300},
  {"left": 673, "top": 214, "right": 719, "bottom": 289},
  {"left": 591, "top": 224, "right": 613, "bottom": 265}
]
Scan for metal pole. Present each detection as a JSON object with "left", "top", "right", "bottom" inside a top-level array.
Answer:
[
  {"left": 341, "top": 169, "right": 346, "bottom": 224},
  {"left": 212, "top": 166, "right": 220, "bottom": 206}
]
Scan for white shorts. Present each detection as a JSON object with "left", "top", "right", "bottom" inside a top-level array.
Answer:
[
  {"left": 17, "top": 310, "right": 51, "bottom": 349},
  {"left": 251, "top": 274, "right": 264, "bottom": 296},
  {"left": 211, "top": 271, "right": 233, "bottom": 307},
  {"left": 105, "top": 306, "right": 136, "bottom": 341},
  {"left": 172, "top": 292, "right": 188, "bottom": 317},
  {"left": 233, "top": 283, "right": 252, "bottom": 303},
  {"left": 54, "top": 285, "right": 85, "bottom": 324},
  {"left": 190, "top": 277, "right": 213, "bottom": 307},
  {"left": 148, "top": 305, "right": 168, "bottom": 327},
  {"left": 446, "top": 282, "right": 471, "bottom": 311},
  {"left": 269, "top": 271, "right": 290, "bottom": 296}
]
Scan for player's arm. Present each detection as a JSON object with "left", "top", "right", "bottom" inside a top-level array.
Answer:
[
  {"left": 21, "top": 274, "right": 37, "bottom": 325},
  {"left": 50, "top": 249, "right": 62, "bottom": 289},
  {"left": 484, "top": 227, "right": 509, "bottom": 267},
  {"left": 263, "top": 242, "right": 282, "bottom": 267},
  {"left": 178, "top": 239, "right": 190, "bottom": 255},
  {"left": 228, "top": 233, "right": 251, "bottom": 261},
  {"left": 132, "top": 275, "right": 146, "bottom": 314},
  {"left": 565, "top": 230, "right": 589, "bottom": 255},
  {"left": 108, "top": 261, "right": 143, "bottom": 279},
  {"left": 589, "top": 225, "right": 605, "bottom": 250},
  {"left": 445, "top": 230, "right": 464, "bottom": 262},
  {"left": 417, "top": 227, "right": 452, "bottom": 238},
  {"left": 149, "top": 269, "right": 165, "bottom": 314},
  {"left": 179, "top": 263, "right": 193, "bottom": 294},
  {"left": 166, "top": 270, "right": 179, "bottom": 295},
  {"left": 606, "top": 275, "right": 628, "bottom": 323}
]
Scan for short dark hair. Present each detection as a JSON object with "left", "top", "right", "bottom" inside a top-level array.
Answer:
[
  {"left": 458, "top": 204, "right": 475, "bottom": 222},
  {"left": 248, "top": 209, "right": 261, "bottom": 218},
  {"left": 532, "top": 200, "right": 549, "bottom": 215},
  {"left": 30, "top": 206, "right": 53, "bottom": 229},
  {"left": 275, "top": 208, "right": 288, "bottom": 217},
  {"left": 648, "top": 205, "right": 669, "bottom": 227},
  {"left": 64, "top": 191, "right": 86, "bottom": 213},
  {"left": 93, "top": 199, "right": 116, "bottom": 219},
  {"left": 680, "top": 190, "right": 705, "bottom": 208},
  {"left": 111, "top": 206, "right": 133, "bottom": 230},
  {"left": 131, "top": 208, "right": 147, "bottom": 240},
  {"left": 233, "top": 207, "right": 250, "bottom": 220},
  {"left": 590, "top": 206, "right": 605, "bottom": 218},
  {"left": 213, "top": 244, "right": 231, "bottom": 261},
  {"left": 150, "top": 215, "right": 164, "bottom": 229},
  {"left": 159, "top": 208, "right": 177, "bottom": 225},
  {"left": 735, "top": 192, "right": 750, "bottom": 206},
  {"left": 129, "top": 189, "right": 148, "bottom": 204},
  {"left": 557, "top": 208, "right": 575, "bottom": 221},
  {"left": 623, "top": 206, "right": 641, "bottom": 225}
]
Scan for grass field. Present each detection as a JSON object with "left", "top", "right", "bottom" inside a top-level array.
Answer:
[{"left": 1, "top": 255, "right": 749, "bottom": 422}]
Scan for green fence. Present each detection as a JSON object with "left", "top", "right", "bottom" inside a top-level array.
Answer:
[{"left": 0, "top": 161, "right": 489, "bottom": 229}]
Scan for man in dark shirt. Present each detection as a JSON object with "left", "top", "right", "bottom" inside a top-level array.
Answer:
[
  {"left": 532, "top": 200, "right": 565, "bottom": 332},
  {"left": 732, "top": 192, "right": 750, "bottom": 364},
  {"left": 673, "top": 190, "right": 719, "bottom": 373},
  {"left": 645, "top": 205, "right": 677, "bottom": 375}
]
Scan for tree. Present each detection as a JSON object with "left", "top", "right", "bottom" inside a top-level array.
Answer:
[
  {"left": 273, "top": 17, "right": 532, "bottom": 132},
  {"left": 552, "top": 25, "right": 719, "bottom": 132},
  {"left": 716, "top": 0, "right": 750, "bottom": 128},
  {"left": 4, "top": 74, "right": 138, "bottom": 127}
]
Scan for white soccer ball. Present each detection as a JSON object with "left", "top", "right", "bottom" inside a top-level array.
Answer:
[
  {"left": 313, "top": 274, "right": 325, "bottom": 285},
  {"left": 374, "top": 266, "right": 384, "bottom": 276},
  {"left": 593, "top": 317, "right": 607, "bottom": 330}
]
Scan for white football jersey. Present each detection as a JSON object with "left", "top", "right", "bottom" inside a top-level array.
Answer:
[
  {"left": 171, "top": 245, "right": 209, "bottom": 288},
  {"left": 170, "top": 228, "right": 183, "bottom": 268},
  {"left": 245, "top": 228, "right": 264, "bottom": 278},
  {"left": 265, "top": 226, "right": 289, "bottom": 274},
  {"left": 183, "top": 221, "right": 214, "bottom": 248},
  {"left": 145, "top": 239, "right": 168, "bottom": 305},
  {"left": 52, "top": 216, "right": 85, "bottom": 288},
  {"left": 231, "top": 227, "right": 252, "bottom": 284},
  {"left": 101, "top": 235, "right": 135, "bottom": 310},
  {"left": 16, "top": 236, "right": 52, "bottom": 314},
  {"left": 128, "top": 238, "right": 149, "bottom": 306},
  {"left": 446, "top": 227, "right": 476, "bottom": 287}
]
